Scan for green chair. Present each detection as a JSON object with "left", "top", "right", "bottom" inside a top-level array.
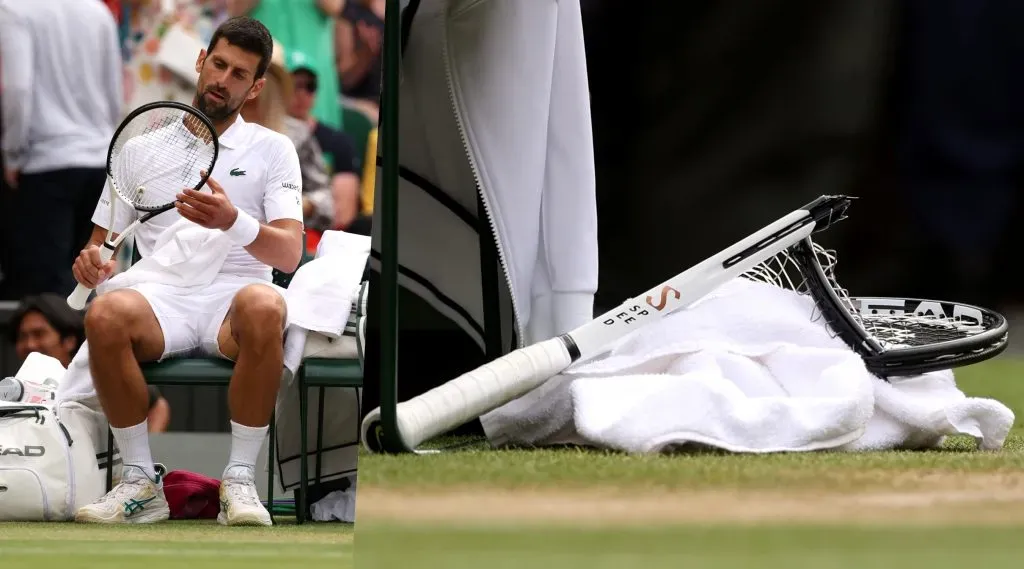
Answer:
[{"left": 104, "top": 232, "right": 365, "bottom": 524}]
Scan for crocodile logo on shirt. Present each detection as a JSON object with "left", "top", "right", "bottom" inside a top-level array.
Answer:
[{"left": 230, "top": 168, "right": 246, "bottom": 177}]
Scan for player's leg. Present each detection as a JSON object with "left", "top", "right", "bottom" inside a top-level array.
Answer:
[
  {"left": 75, "top": 289, "right": 171, "bottom": 524},
  {"left": 214, "top": 283, "right": 288, "bottom": 526}
]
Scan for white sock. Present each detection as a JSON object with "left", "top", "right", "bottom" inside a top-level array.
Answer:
[
  {"left": 110, "top": 420, "right": 156, "bottom": 482},
  {"left": 224, "top": 420, "right": 268, "bottom": 480}
]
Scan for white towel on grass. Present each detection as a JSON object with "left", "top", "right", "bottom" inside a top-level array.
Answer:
[{"left": 480, "top": 278, "right": 1015, "bottom": 454}]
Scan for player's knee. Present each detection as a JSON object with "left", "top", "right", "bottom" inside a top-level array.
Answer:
[
  {"left": 84, "top": 292, "right": 138, "bottom": 342},
  {"left": 231, "top": 285, "right": 285, "bottom": 341}
]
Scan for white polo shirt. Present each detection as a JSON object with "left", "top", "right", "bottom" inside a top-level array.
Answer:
[{"left": 92, "top": 114, "right": 304, "bottom": 281}]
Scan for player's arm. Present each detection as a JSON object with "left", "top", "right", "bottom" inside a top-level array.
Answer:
[
  {"left": 177, "top": 143, "right": 305, "bottom": 274},
  {"left": 177, "top": 176, "right": 303, "bottom": 273},
  {"left": 239, "top": 218, "right": 304, "bottom": 274},
  {"left": 74, "top": 181, "right": 132, "bottom": 288}
]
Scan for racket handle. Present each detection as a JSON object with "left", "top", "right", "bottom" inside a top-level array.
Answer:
[
  {"left": 361, "top": 337, "right": 573, "bottom": 452},
  {"left": 66, "top": 245, "right": 116, "bottom": 311}
]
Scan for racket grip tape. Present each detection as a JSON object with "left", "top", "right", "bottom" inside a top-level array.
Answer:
[
  {"left": 66, "top": 245, "right": 116, "bottom": 311},
  {"left": 361, "top": 337, "right": 574, "bottom": 452}
]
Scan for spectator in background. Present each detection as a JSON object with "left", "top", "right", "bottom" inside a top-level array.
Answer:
[
  {"left": 241, "top": 41, "right": 338, "bottom": 250},
  {"left": 118, "top": 1, "right": 232, "bottom": 113},
  {"left": 233, "top": 0, "right": 345, "bottom": 131},
  {"left": 0, "top": 56, "right": 10, "bottom": 298},
  {"left": 285, "top": 51, "right": 368, "bottom": 239},
  {"left": 10, "top": 294, "right": 171, "bottom": 433},
  {"left": 239, "top": 40, "right": 291, "bottom": 134},
  {"left": 0, "top": 0, "right": 123, "bottom": 298},
  {"left": 336, "top": 0, "right": 384, "bottom": 123}
]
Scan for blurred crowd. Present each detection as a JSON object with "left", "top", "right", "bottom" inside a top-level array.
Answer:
[{"left": 0, "top": 0, "right": 384, "bottom": 411}]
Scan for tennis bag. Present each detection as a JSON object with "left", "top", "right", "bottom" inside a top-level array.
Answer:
[{"left": 0, "top": 401, "right": 108, "bottom": 521}]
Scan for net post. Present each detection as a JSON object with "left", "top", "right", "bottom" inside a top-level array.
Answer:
[{"left": 376, "top": 0, "right": 413, "bottom": 454}]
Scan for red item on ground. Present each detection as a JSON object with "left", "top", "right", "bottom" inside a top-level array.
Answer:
[{"left": 162, "top": 470, "right": 221, "bottom": 520}]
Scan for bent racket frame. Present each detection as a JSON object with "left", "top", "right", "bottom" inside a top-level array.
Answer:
[
  {"left": 785, "top": 238, "right": 1009, "bottom": 377},
  {"left": 362, "top": 194, "right": 855, "bottom": 454},
  {"left": 66, "top": 101, "right": 219, "bottom": 310}
]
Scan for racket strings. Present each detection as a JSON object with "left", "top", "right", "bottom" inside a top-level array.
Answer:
[
  {"left": 742, "top": 241, "right": 983, "bottom": 349},
  {"left": 110, "top": 107, "right": 216, "bottom": 211}
]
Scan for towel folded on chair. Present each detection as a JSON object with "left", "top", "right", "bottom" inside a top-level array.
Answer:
[
  {"left": 282, "top": 230, "right": 370, "bottom": 377},
  {"left": 274, "top": 230, "right": 369, "bottom": 493},
  {"left": 480, "top": 278, "right": 1015, "bottom": 454}
]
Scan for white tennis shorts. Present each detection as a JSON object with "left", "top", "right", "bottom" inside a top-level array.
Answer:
[{"left": 123, "top": 274, "right": 287, "bottom": 361}]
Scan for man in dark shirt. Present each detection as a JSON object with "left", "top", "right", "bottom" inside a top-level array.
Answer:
[{"left": 286, "top": 51, "right": 369, "bottom": 236}]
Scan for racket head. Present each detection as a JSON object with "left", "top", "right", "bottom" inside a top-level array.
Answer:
[
  {"left": 847, "top": 296, "right": 1009, "bottom": 376},
  {"left": 785, "top": 239, "right": 1009, "bottom": 377},
  {"left": 106, "top": 101, "right": 219, "bottom": 215}
]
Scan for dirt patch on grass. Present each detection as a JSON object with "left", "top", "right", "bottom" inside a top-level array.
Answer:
[{"left": 357, "top": 471, "right": 1024, "bottom": 527}]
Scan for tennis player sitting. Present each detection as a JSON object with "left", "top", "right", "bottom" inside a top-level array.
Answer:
[{"left": 70, "top": 17, "right": 303, "bottom": 526}]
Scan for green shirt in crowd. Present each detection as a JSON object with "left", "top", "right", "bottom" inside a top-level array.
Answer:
[{"left": 249, "top": 0, "right": 342, "bottom": 130}]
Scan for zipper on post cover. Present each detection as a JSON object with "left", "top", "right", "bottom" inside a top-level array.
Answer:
[{"left": 441, "top": 5, "right": 526, "bottom": 349}]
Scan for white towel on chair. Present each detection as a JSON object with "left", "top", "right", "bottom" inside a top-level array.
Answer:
[
  {"left": 480, "top": 278, "right": 1014, "bottom": 454},
  {"left": 281, "top": 231, "right": 370, "bottom": 377},
  {"left": 273, "top": 231, "right": 369, "bottom": 492}
]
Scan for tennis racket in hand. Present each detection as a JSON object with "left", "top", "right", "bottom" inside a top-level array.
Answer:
[{"left": 67, "top": 101, "right": 219, "bottom": 310}]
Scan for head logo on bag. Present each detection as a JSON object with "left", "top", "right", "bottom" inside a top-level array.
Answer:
[{"left": 0, "top": 445, "right": 45, "bottom": 457}]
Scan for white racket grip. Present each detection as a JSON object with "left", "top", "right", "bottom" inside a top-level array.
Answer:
[
  {"left": 361, "top": 337, "right": 573, "bottom": 451},
  {"left": 66, "top": 245, "right": 116, "bottom": 310}
]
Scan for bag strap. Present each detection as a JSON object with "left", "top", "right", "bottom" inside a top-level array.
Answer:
[{"left": 0, "top": 404, "right": 50, "bottom": 421}]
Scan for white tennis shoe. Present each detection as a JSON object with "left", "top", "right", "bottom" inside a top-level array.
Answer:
[
  {"left": 75, "top": 464, "right": 170, "bottom": 524},
  {"left": 218, "top": 467, "right": 272, "bottom": 526}
]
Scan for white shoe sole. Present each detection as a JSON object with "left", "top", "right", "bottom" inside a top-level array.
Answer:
[
  {"left": 75, "top": 504, "right": 170, "bottom": 525},
  {"left": 217, "top": 511, "right": 272, "bottom": 527}
]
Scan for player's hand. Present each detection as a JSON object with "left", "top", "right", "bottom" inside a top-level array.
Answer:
[
  {"left": 72, "top": 245, "right": 117, "bottom": 289},
  {"left": 176, "top": 170, "right": 239, "bottom": 231}
]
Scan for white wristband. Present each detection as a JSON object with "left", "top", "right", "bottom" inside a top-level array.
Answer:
[{"left": 223, "top": 209, "right": 261, "bottom": 246}]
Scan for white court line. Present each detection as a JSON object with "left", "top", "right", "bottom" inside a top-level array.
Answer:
[{"left": 0, "top": 546, "right": 345, "bottom": 559}]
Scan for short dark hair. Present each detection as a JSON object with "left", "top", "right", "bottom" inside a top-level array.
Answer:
[
  {"left": 10, "top": 294, "right": 86, "bottom": 350},
  {"left": 205, "top": 17, "right": 274, "bottom": 79}
]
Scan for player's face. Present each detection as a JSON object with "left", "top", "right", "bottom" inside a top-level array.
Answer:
[{"left": 194, "top": 39, "right": 266, "bottom": 123}]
